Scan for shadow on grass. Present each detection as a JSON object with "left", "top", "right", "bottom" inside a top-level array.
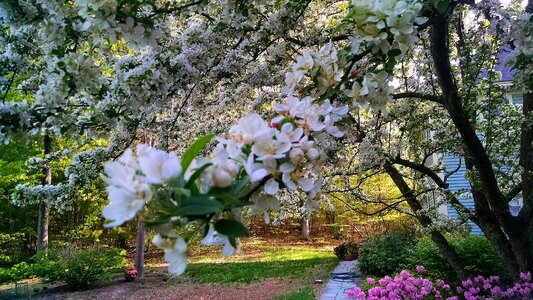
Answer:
[{"left": 185, "top": 257, "right": 339, "bottom": 284}]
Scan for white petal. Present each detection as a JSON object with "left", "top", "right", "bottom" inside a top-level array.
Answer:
[
  {"left": 282, "top": 173, "right": 297, "bottom": 190},
  {"left": 298, "top": 178, "right": 314, "bottom": 192},
  {"left": 263, "top": 212, "right": 271, "bottom": 224},
  {"left": 165, "top": 251, "right": 187, "bottom": 275},
  {"left": 162, "top": 155, "right": 182, "bottom": 180},
  {"left": 251, "top": 168, "right": 269, "bottom": 182},
  {"left": 264, "top": 178, "right": 279, "bottom": 195},
  {"left": 222, "top": 240, "right": 235, "bottom": 257},
  {"left": 280, "top": 163, "right": 295, "bottom": 173}
]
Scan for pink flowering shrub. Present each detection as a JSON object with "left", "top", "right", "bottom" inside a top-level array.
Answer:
[{"left": 347, "top": 267, "right": 532, "bottom": 300}]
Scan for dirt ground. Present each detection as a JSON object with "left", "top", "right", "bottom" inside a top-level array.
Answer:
[{"left": 31, "top": 272, "right": 325, "bottom": 300}]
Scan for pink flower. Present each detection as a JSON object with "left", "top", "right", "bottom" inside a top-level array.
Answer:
[
  {"left": 462, "top": 279, "right": 473, "bottom": 287},
  {"left": 520, "top": 272, "right": 532, "bottom": 282},
  {"left": 379, "top": 276, "right": 391, "bottom": 286},
  {"left": 416, "top": 265, "right": 426, "bottom": 273},
  {"left": 347, "top": 289, "right": 356, "bottom": 297},
  {"left": 367, "top": 277, "right": 376, "bottom": 285},
  {"left": 400, "top": 270, "right": 411, "bottom": 279}
]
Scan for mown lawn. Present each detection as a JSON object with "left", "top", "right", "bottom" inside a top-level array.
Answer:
[{"left": 185, "top": 248, "right": 338, "bottom": 284}]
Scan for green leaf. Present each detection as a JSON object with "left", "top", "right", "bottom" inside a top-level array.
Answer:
[
  {"left": 178, "top": 194, "right": 222, "bottom": 216},
  {"left": 208, "top": 187, "right": 240, "bottom": 207},
  {"left": 228, "top": 236, "right": 238, "bottom": 248},
  {"left": 337, "top": 115, "right": 356, "bottom": 126},
  {"left": 184, "top": 162, "right": 212, "bottom": 189},
  {"left": 181, "top": 134, "right": 214, "bottom": 173},
  {"left": 214, "top": 219, "right": 249, "bottom": 238},
  {"left": 387, "top": 49, "right": 402, "bottom": 58},
  {"left": 384, "top": 58, "right": 397, "bottom": 73},
  {"left": 435, "top": 0, "right": 448, "bottom": 14},
  {"left": 232, "top": 176, "right": 252, "bottom": 198}
]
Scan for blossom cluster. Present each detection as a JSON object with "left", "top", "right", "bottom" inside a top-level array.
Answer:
[
  {"left": 348, "top": 0, "right": 426, "bottom": 54},
  {"left": 282, "top": 42, "right": 345, "bottom": 96},
  {"left": 102, "top": 94, "right": 348, "bottom": 275},
  {"left": 347, "top": 267, "right": 533, "bottom": 300}
]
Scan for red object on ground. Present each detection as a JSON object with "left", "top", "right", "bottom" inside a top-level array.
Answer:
[{"left": 125, "top": 268, "right": 138, "bottom": 282}]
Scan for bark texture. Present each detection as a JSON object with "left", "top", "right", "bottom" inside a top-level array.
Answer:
[
  {"left": 427, "top": 5, "right": 533, "bottom": 278},
  {"left": 36, "top": 134, "right": 52, "bottom": 251}
]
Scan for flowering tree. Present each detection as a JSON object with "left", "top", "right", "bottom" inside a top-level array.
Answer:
[{"left": 2, "top": 0, "right": 532, "bottom": 280}]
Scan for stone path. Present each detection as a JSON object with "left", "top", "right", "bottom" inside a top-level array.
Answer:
[{"left": 319, "top": 260, "right": 360, "bottom": 300}]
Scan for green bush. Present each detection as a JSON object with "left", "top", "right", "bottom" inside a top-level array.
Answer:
[
  {"left": 333, "top": 242, "right": 358, "bottom": 260},
  {"left": 0, "top": 230, "right": 34, "bottom": 268},
  {"left": 407, "top": 234, "right": 509, "bottom": 284},
  {"left": 358, "top": 231, "right": 414, "bottom": 277},
  {"left": 0, "top": 262, "right": 33, "bottom": 283},
  {"left": 33, "top": 247, "right": 126, "bottom": 290}
]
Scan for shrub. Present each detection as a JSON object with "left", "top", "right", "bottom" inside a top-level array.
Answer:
[
  {"left": 407, "top": 234, "right": 509, "bottom": 284},
  {"left": 33, "top": 247, "right": 126, "bottom": 290},
  {"left": 0, "top": 262, "right": 33, "bottom": 283},
  {"left": 333, "top": 242, "right": 358, "bottom": 260},
  {"left": 358, "top": 231, "right": 414, "bottom": 277},
  {"left": 347, "top": 268, "right": 533, "bottom": 299},
  {"left": 0, "top": 230, "right": 34, "bottom": 268}
]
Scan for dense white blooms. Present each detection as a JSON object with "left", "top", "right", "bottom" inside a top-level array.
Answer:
[
  {"left": 349, "top": 0, "right": 426, "bottom": 53},
  {"left": 3, "top": 0, "right": 530, "bottom": 279}
]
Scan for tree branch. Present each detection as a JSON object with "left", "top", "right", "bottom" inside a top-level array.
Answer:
[{"left": 506, "top": 183, "right": 523, "bottom": 202}]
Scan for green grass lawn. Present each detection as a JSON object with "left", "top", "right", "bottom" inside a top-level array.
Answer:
[{"left": 183, "top": 247, "right": 338, "bottom": 284}]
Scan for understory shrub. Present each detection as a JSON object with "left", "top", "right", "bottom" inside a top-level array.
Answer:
[
  {"left": 0, "top": 262, "right": 33, "bottom": 283},
  {"left": 407, "top": 234, "right": 508, "bottom": 284},
  {"left": 33, "top": 247, "right": 126, "bottom": 290},
  {"left": 358, "top": 231, "right": 414, "bottom": 277},
  {"left": 334, "top": 242, "right": 358, "bottom": 260},
  {"left": 0, "top": 230, "right": 34, "bottom": 268}
]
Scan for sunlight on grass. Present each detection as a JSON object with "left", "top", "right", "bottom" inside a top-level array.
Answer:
[{"left": 182, "top": 247, "right": 338, "bottom": 283}]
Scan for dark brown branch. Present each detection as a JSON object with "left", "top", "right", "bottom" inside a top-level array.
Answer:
[
  {"left": 430, "top": 12, "right": 514, "bottom": 233},
  {"left": 506, "top": 183, "right": 523, "bottom": 202},
  {"left": 390, "top": 156, "right": 476, "bottom": 223},
  {"left": 149, "top": 0, "right": 204, "bottom": 17},
  {"left": 1, "top": 71, "right": 17, "bottom": 103},
  {"left": 284, "top": 34, "right": 349, "bottom": 46},
  {"left": 384, "top": 163, "right": 466, "bottom": 279}
]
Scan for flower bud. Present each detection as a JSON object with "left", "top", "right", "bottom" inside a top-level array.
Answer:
[{"left": 212, "top": 169, "right": 234, "bottom": 187}]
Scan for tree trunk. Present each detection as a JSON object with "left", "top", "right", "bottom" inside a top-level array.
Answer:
[
  {"left": 385, "top": 164, "right": 467, "bottom": 279},
  {"left": 134, "top": 218, "right": 146, "bottom": 277},
  {"left": 429, "top": 9, "right": 533, "bottom": 277},
  {"left": 301, "top": 211, "right": 311, "bottom": 241},
  {"left": 134, "top": 133, "right": 154, "bottom": 277},
  {"left": 36, "top": 134, "right": 52, "bottom": 251}
]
